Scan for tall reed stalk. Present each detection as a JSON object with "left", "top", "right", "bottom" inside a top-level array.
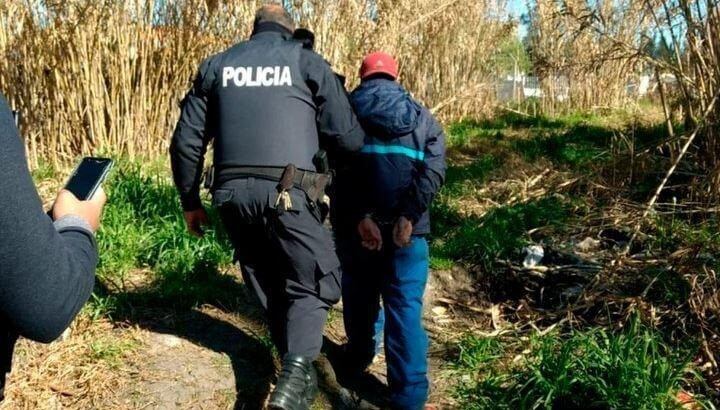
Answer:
[{"left": 0, "top": 0, "right": 512, "bottom": 166}]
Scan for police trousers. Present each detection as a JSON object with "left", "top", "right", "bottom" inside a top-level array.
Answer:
[
  {"left": 338, "top": 234, "right": 430, "bottom": 410},
  {"left": 213, "top": 178, "right": 342, "bottom": 359}
]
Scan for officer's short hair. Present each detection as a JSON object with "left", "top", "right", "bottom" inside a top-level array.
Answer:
[{"left": 255, "top": 3, "right": 295, "bottom": 32}]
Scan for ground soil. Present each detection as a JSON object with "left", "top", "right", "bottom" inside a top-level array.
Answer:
[{"left": 0, "top": 267, "right": 467, "bottom": 410}]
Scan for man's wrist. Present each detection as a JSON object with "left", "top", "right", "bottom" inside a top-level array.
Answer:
[
  {"left": 399, "top": 212, "right": 419, "bottom": 225},
  {"left": 180, "top": 195, "right": 203, "bottom": 212},
  {"left": 54, "top": 215, "right": 94, "bottom": 235}
]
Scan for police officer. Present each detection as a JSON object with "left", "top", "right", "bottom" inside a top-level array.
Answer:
[{"left": 169, "top": 4, "right": 365, "bottom": 410}]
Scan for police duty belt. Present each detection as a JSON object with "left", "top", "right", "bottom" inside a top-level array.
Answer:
[{"left": 218, "top": 166, "right": 331, "bottom": 211}]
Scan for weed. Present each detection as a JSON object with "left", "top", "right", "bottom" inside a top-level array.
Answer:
[
  {"left": 452, "top": 320, "right": 709, "bottom": 409},
  {"left": 431, "top": 196, "right": 570, "bottom": 270},
  {"left": 429, "top": 256, "right": 455, "bottom": 270},
  {"left": 84, "top": 294, "right": 120, "bottom": 321},
  {"left": 453, "top": 335, "right": 503, "bottom": 372},
  {"left": 89, "top": 338, "right": 138, "bottom": 368},
  {"left": 96, "top": 162, "right": 233, "bottom": 304}
]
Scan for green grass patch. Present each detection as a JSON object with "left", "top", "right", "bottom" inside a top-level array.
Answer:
[
  {"left": 443, "top": 154, "right": 499, "bottom": 197},
  {"left": 452, "top": 321, "right": 708, "bottom": 409},
  {"left": 431, "top": 196, "right": 571, "bottom": 270},
  {"left": 509, "top": 118, "right": 615, "bottom": 168},
  {"left": 30, "top": 160, "right": 58, "bottom": 181},
  {"left": 651, "top": 217, "right": 720, "bottom": 256},
  {"left": 89, "top": 337, "right": 139, "bottom": 368},
  {"left": 429, "top": 256, "right": 456, "bottom": 270},
  {"left": 447, "top": 121, "right": 506, "bottom": 148},
  {"left": 96, "top": 162, "right": 233, "bottom": 302}
]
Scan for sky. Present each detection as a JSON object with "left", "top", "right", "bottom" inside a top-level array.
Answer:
[{"left": 508, "top": 0, "right": 530, "bottom": 38}]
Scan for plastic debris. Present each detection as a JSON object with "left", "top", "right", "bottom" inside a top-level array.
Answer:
[{"left": 522, "top": 245, "right": 545, "bottom": 268}]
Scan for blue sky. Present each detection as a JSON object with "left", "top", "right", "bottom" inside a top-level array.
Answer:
[{"left": 508, "top": 0, "right": 529, "bottom": 38}]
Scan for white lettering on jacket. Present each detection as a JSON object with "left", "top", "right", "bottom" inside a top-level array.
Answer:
[{"left": 222, "top": 66, "right": 293, "bottom": 87}]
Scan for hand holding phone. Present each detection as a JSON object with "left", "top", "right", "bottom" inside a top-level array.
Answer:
[
  {"left": 63, "top": 157, "right": 114, "bottom": 200},
  {"left": 53, "top": 188, "right": 107, "bottom": 232},
  {"left": 50, "top": 157, "right": 113, "bottom": 230}
]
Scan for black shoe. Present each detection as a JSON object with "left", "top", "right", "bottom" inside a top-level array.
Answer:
[{"left": 268, "top": 355, "right": 318, "bottom": 410}]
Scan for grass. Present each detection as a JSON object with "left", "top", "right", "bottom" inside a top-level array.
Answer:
[
  {"left": 437, "top": 112, "right": 719, "bottom": 407},
  {"left": 89, "top": 337, "right": 139, "bottom": 368},
  {"left": 442, "top": 154, "right": 500, "bottom": 197},
  {"left": 451, "top": 320, "right": 709, "bottom": 409},
  {"left": 431, "top": 196, "right": 571, "bottom": 270},
  {"left": 96, "top": 162, "right": 233, "bottom": 303}
]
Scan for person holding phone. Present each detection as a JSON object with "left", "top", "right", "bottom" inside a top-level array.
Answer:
[{"left": 0, "top": 93, "right": 107, "bottom": 401}]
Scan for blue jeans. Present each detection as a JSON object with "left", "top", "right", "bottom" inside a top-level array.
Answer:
[{"left": 340, "top": 236, "right": 430, "bottom": 410}]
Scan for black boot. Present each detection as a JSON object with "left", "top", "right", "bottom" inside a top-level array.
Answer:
[{"left": 268, "top": 355, "right": 318, "bottom": 410}]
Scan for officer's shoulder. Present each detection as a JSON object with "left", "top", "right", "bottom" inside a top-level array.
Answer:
[
  {"left": 200, "top": 41, "right": 247, "bottom": 69},
  {"left": 197, "top": 52, "right": 224, "bottom": 73},
  {"left": 298, "top": 47, "right": 332, "bottom": 69}
]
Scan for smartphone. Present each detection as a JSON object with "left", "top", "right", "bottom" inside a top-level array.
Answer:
[{"left": 64, "top": 157, "right": 114, "bottom": 200}]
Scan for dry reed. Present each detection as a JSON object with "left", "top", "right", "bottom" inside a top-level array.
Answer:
[
  {"left": 527, "top": 0, "right": 654, "bottom": 112},
  {"left": 0, "top": 0, "right": 514, "bottom": 166}
]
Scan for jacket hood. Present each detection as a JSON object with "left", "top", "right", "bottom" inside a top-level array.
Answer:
[{"left": 351, "top": 79, "right": 421, "bottom": 139}]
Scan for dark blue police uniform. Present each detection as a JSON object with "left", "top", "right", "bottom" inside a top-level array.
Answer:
[{"left": 170, "top": 22, "right": 365, "bottom": 362}]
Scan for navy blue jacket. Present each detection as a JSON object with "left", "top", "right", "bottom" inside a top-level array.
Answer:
[{"left": 336, "top": 78, "right": 446, "bottom": 236}]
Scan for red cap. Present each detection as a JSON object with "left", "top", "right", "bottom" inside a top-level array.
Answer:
[{"left": 360, "top": 51, "right": 399, "bottom": 80}]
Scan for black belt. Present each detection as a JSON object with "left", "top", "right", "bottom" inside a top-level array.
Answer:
[
  {"left": 216, "top": 166, "right": 312, "bottom": 187},
  {"left": 216, "top": 167, "right": 331, "bottom": 203}
]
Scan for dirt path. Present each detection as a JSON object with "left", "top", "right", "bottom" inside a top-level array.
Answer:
[{"left": 1, "top": 268, "right": 463, "bottom": 409}]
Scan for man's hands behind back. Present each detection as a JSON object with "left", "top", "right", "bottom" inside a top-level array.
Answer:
[
  {"left": 393, "top": 216, "right": 413, "bottom": 248},
  {"left": 358, "top": 217, "right": 382, "bottom": 251}
]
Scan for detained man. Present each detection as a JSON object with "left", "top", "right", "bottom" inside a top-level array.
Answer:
[{"left": 334, "top": 52, "right": 447, "bottom": 410}]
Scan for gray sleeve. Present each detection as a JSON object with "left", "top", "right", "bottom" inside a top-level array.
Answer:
[
  {"left": 54, "top": 215, "right": 94, "bottom": 234},
  {"left": 0, "top": 94, "right": 98, "bottom": 344}
]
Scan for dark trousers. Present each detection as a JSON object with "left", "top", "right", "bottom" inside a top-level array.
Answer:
[
  {"left": 214, "top": 178, "right": 341, "bottom": 359},
  {"left": 338, "top": 235, "right": 430, "bottom": 410}
]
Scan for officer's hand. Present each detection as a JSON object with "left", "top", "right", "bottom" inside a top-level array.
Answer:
[
  {"left": 358, "top": 217, "right": 382, "bottom": 251},
  {"left": 393, "top": 216, "right": 413, "bottom": 248},
  {"left": 184, "top": 208, "right": 210, "bottom": 238},
  {"left": 52, "top": 188, "right": 107, "bottom": 232}
]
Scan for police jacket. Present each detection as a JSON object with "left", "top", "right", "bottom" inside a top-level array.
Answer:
[
  {"left": 338, "top": 78, "right": 446, "bottom": 236},
  {"left": 170, "top": 22, "right": 365, "bottom": 211},
  {"left": 0, "top": 94, "right": 98, "bottom": 398}
]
